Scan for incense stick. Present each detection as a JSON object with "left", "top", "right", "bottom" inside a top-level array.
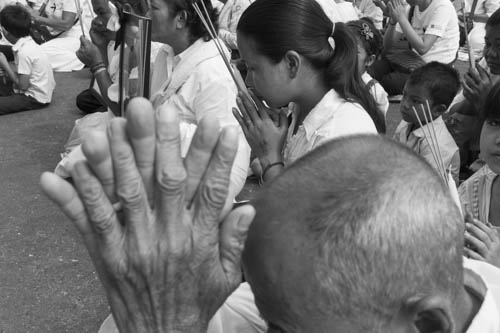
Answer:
[
  {"left": 423, "top": 100, "right": 448, "bottom": 183},
  {"left": 462, "top": 4, "right": 475, "bottom": 69},
  {"left": 74, "top": 0, "right": 86, "bottom": 37}
]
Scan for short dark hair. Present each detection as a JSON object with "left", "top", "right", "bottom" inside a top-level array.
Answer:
[
  {"left": 167, "top": 0, "right": 218, "bottom": 44},
  {"left": 486, "top": 8, "right": 500, "bottom": 27},
  {"left": 406, "top": 62, "right": 460, "bottom": 109},
  {"left": 0, "top": 5, "right": 31, "bottom": 38},
  {"left": 484, "top": 81, "right": 500, "bottom": 120}
]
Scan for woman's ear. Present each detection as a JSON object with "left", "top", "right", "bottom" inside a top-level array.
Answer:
[
  {"left": 403, "top": 295, "right": 454, "bottom": 333},
  {"left": 283, "top": 50, "right": 301, "bottom": 79},
  {"left": 175, "top": 10, "right": 188, "bottom": 30}
]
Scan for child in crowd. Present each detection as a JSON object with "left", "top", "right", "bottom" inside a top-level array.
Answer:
[
  {"left": 353, "top": 0, "right": 383, "bottom": 29},
  {"left": 460, "top": 81, "right": 500, "bottom": 268},
  {"left": 347, "top": 18, "right": 389, "bottom": 119},
  {"left": 233, "top": 0, "right": 385, "bottom": 183},
  {"left": 393, "top": 62, "right": 461, "bottom": 183},
  {"left": 371, "top": 0, "right": 460, "bottom": 95},
  {"left": 446, "top": 8, "right": 500, "bottom": 172},
  {"left": 0, "top": 5, "right": 55, "bottom": 114}
]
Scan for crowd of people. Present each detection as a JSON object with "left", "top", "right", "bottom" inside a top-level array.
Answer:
[{"left": 0, "top": 0, "right": 498, "bottom": 330}]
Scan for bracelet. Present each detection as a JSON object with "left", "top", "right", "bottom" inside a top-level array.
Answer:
[
  {"left": 90, "top": 62, "right": 106, "bottom": 74},
  {"left": 389, "top": 19, "right": 397, "bottom": 25},
  {"left": 261, "top": 161, "right": 285, "bottom": 183},
  {"left": 93, "top": 67, "right": 107, "bottom": 76}
]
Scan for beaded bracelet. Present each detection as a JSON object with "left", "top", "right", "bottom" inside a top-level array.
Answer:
[{"left": 93, "top": 67, "right": 107, "bottom": 76}]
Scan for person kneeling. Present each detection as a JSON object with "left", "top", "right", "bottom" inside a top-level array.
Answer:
[{"left": 0, "top": 5, "right": 55, "bottom": 115}]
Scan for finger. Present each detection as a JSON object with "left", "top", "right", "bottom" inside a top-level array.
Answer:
[
  {"left": 70, "top": 162, "right": 123, "bottom": 249},
  {"left": 278, "top": 108, "right": 289, "bottom": 128},
  {"left": 247, "top": 89, "right": 269, "bottom": 119},
  {"left": 219, "top": 205, "right": 255, "bottom": 285},
  {"left": 466, "top": 221, "right": 492, "bottom": 245},
  {"left": 237, "top": 92, "right": 260, "bottom": 124},
  {"left": 464, "top": 231, "right": 488, "bottom": 257},
  {"left": 193, "top": 126, "right": 239, "bottom": 241},
  {"left": 125, "top": 98, "right": 156, "bottom": 207},
  {"left": 476, "top": 63, "right": 491, "bottom": 81},
  {"left": 470, "top": 218, "right": 497, "bottom": 243},
  {"left": 155, "top": 104, "right": 188, "bottom": 240},
  {"left": 184, "top": 116, "right": 221, "bottom": 204},
  {"left": 467, "top": 68, "right": 481, "bottom": 85},
  {"left": 108, "top": 119, "right": 150, "bottom": 236},
  {"left": 232, "top": 107, "right": 251, "bottom": 137},
  {"left": 82, "top": 130, "right": 116, "bottom": 203},
  {"left": 40, "top": 172, "right": 92, "bottom": 236},
  {"left": 464, "top": 247, "right": 485, "bottom": 261},
  {"left": 235, "top": 97, "right": 254, "bottom": 128}
]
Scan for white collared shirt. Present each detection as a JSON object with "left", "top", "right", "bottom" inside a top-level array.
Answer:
[
  {"left": 283, "top": 89, "right": 377, "bottom": 165},
  {"left": 393, "top": 116, "right": 460, "bottom": 183},
  {"left": 150, "top": 39, "right": 250, "bottom": 203},
  {"left": 12, "top": 36, "right": 55, "bottom": 103},
  {"left": 362, "top": 72, "right": 389, "bottom": 117}
]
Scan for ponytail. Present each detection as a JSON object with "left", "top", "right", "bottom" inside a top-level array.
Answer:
[{"left": 238, "top": 0, "right": 385, "bottom": 133}]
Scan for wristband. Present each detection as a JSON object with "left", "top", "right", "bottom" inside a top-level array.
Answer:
[
  {"left": 389, "top": 19, "right": 397, "bottom": 25},
  {"left": 90, "top": 62, "right": 106, "bottom": 74},
  {"left": 93, "top": 67, "right": 107, "bottom": 76},
  {"left": 261, "top": 161, "right": 285, "bottom": 183}
]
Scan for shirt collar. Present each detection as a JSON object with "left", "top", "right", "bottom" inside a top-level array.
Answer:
[
  {"left": 301, "top": 89, "right": 344, "bottom": 141},
  {"left": 406, "top": 115, "right": 445, "bottom": 138},
  {"left": 11, "top": 36, "right": 32, "bottom": 52}
]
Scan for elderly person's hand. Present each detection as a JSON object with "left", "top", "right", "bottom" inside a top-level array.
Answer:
[
  {"left": 76, "top": 36, "right": 105, "bottom": 68},
  {"left": 40, "top": 98, "right": 255, "bottom": 332},
  {"left": 464, "top": 215, "right": 500, "bottom": 268},
  {"left": 463, "top": 63, "right": 492, "bottom": 114}
]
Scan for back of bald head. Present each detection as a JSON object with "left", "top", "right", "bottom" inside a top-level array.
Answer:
[{"left": 243, "top": 135, "right": 464, "bottom": 329}]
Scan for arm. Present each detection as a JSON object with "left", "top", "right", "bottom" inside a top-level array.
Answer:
[
  {"left": 388, "top": 0, "right": 439, "bottom": 55},
  {"left": 383, "top": 19, "right": 404, "bottom": 50},
  {"left": 33, "top": 11, "right": 77, "bottom": 31},
  {"left": 0, "top": 54, "right": 30, "bottom": 91}
]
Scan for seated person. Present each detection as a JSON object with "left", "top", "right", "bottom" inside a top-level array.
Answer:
[
  {"left": 457, "top": 0, "right": 500, "bottom": 55},
  {"left": 393, "top": 62, "right": 461, "bottom": 183},
  {"left": 348, "top": 18, "right": 389, "bottom": 118},
  {"left": 217, "top": 0, "right": 252, "bottom": 55},
  {"left": 26, "top": 0, "right": 85, "bottom": 71},
  {"left": 41, "top": 96, "right": 500, "bottom": 332},
  {"left": 371, "top": 0, "right": 459, "bottom": 95},
  {"left": 446, "top": 8, "right": 500, "bottom": 172},
  {"left": 354, "top": 0, "right": 383, "bottom": 30},
  {"left": 459, "top": 81, "right": 500, "bottom": 268},
  {"left": 0, "top": 5, "right": 55, "bottom": 114}
]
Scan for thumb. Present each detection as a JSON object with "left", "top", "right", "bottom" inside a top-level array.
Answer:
[
  {"left": 219, "top": 205, "right": 255, "bottom": 285},
  {"left": 278, "top": 108, "right": 289, "bottom": 128}
]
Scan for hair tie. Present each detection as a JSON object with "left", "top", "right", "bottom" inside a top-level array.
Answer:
[{"left": 328, "top": 22, "right": 335, "bottom": 51}]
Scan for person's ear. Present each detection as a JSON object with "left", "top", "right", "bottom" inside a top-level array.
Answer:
[
  {"left": 404, "top": 295, "right": 454, "bottom": 333},
  {"left": 283, "top": 50, "right": 301, "bottom": 79},
  {"left": 365, "top": 54, "right": 376, "bottom": 68},
  {"left": 431, "top": 103, "right": 448, "bottom": 117},
  {"left": 175, "top": 10, "right": 188, "bottom": 30}
]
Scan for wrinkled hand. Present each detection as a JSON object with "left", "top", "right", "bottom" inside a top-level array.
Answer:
[
  {"left": 387, "top": 0, "right": 407, "bottom": 23},
  {"left": 76, "top": 36, "right": 104, "bottom": 67},
  {"left": 233, "top": 90, "right": 289, "bottom": 166},
  {"left": 463, "top": 63, "right": 492, "bottom": 114},
  {"left": 40, "top": 98, "right": 255, "bottom": 332},
  {"left": 464, "top": 215, "right": 500, "bottom": 268}
]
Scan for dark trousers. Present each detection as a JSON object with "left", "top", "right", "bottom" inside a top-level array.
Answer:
[
  {"left": 369, "top": 57, "right": 409, "bottom": 96},
  {"left": 76, "top": 88, "right": 107, "bottom": 114},
  {"left": 0, "top": 93, "right": 48, "bottom": 115}
]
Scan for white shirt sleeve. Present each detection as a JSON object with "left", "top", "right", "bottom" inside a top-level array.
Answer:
[{"left": 424, "top": 4, "right": 452, "bottom": 37}]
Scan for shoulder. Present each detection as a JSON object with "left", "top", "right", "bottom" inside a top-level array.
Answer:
[
  {"left": 319, "top": 100, "right": 377, "bottom": 136},
  {"left": 459, "top": 165, "right": 491, "bottom": 193}
]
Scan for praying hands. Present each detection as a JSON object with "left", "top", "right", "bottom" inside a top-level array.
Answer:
[
  {"left": 464, "top": 215, "right": 500, "bottom": 269},
  {"left": 40, "top": 98, "right": 255, "bottom": 332}
]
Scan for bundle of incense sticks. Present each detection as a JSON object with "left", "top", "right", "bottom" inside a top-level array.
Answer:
[
  {"left": 412, "top": 101, "right": 449, "bottom": 186},
  {"left": 74, "top": 0, "right": 86, "bottom": 38},
  {"left": 462, "top": 3, "right": 475, "bottom": 69},
  {"left": 191, "top": 0, "right": 254, "bottom": 104}
]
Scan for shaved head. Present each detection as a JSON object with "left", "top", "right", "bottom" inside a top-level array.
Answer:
[{"left": 242, "top": 135, "right": 464, "bottom": 332}]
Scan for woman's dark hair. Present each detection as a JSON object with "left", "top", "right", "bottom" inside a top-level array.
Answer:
[
  {"left": 347, "top": 18, "right": 383, "bottom": 58},
  {"left": 168, "top": 0, "right": 218, "bottom": 43},
  {"left": 486, "top": 7, "right": 500, "bottom": 27},
  {"left": 0, "top": 5, "right": 31, "bottom": 38},
  {"left": 483, "top": 81, "right": 500, "bottom": 120},
  {"left": 237, "top": 0, "right": 385, "bottom": 133}
]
